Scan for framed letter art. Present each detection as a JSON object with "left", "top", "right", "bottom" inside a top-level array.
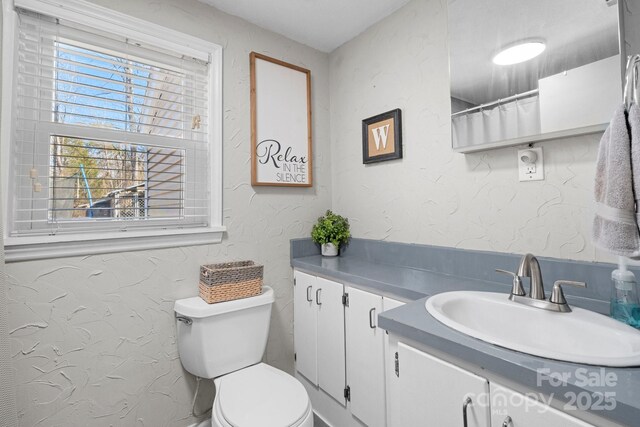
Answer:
[
  {"left": 362, "top": 108, "right": 403, "bottom": 164},
  {"left": 250, "top": 52, "right": 313, "bottom": 187}
]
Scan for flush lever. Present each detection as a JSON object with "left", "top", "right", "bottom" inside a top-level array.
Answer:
[
  {"left": 176, "top": 315, "right": 192, "bottom": 326},
  {"left": 495, "top": 269, "right": 526, "bottom": 296}
]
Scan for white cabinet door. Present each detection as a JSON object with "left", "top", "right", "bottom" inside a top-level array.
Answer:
[
  {"left": 490, "top": 383, "right": 594, "bottom": 427},
  {"left": 316, "top": 277, "right": 347, "bottom": 405},
  {"left": 382, "top": 298, "right": 405, "bottom": 427},
  {"left": 294, "top": 271, "right": 317, "bottom": 384},
  {"left": 392, "top": 342, "right": 490, "bottom": 427},
  {"left": 346, "top": 286, "right": 385, "bottom": 427}
]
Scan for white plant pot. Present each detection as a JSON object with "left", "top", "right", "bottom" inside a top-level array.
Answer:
[{"left": 321, "top": 243, "right": 339, "bottom": 257}]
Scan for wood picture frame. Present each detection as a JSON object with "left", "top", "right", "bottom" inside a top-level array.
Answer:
[
  {"left": 250, "top": 52, "right": 313, "bottom": 187},
  {"left": 362, "top": 108, "right": 403, "bottom": 164}
]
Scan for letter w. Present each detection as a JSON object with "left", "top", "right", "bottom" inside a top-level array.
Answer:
[{"left": 372, "top": 124, "right": 390, "bottom": 150}]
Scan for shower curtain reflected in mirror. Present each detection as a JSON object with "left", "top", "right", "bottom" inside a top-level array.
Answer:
[{"left": 452, "top": 95, "right": 541, "bottom": 149}]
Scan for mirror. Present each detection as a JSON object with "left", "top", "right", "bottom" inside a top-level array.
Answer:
[{"left": 448, "top": 0, "right": 623, "bottom": 152}]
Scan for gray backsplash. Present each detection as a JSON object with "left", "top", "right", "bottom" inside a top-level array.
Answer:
[{"left": 291, "top": 237, "right": 636, "bottom": 304}]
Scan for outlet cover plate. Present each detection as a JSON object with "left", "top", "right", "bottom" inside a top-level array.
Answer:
[{"left": 518, "top": 147, "right": 544, "bottom": 181}]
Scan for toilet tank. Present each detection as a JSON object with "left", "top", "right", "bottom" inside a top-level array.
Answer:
[{"left": 174, "top": 286, "right": 274, "bottom": 379}]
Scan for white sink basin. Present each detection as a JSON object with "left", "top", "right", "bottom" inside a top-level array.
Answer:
[{"left": 425, "top": 291, "right": 640, "bottom": 367}]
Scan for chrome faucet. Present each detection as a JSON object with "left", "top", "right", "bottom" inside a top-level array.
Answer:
[
  {"left": 516, "top": 253, "right": 545, "bottom": 300},
  {"left": 496, "top": 253, "right": 587, "bottom": 313}
]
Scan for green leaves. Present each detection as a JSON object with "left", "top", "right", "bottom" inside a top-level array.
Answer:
[{"left": 311, "top": 210, "right": 351, "bottom": 247}]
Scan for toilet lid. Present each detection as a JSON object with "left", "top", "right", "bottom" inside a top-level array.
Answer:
[{"left": 217, "top": 363, "right": 310, "bottom": 427}]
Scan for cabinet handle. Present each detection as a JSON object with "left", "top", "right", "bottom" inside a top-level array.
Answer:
[
  {"left": 306, "top": 286, "right": 313, "bottom": 302},
  {"left": 369, "top": 308, "right": 376, "bottom": 329},
  {"left": 316, "top": 289, "right": 322, "bottom": 305},
  {"left": 462, "top": 397, "right": 472, "bottom": 427},
  {"left": 502, "top": 416, "right": 513, "bottom": 427}
]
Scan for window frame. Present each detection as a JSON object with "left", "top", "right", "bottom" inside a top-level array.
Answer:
[{"left": 1, "top": 0, "right": 225, "bottom": 262}]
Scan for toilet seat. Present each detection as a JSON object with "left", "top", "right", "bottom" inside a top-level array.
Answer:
[{"left": 212, "top": 363, "right": 312, "bottom": 427}]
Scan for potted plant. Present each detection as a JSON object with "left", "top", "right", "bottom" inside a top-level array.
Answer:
[{"left": 311, "top": 210, "right": 351, "bottom": 257}]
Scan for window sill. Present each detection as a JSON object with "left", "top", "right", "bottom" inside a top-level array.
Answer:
[{"left": 4, "top": 226, "right": 226, "bottom": 262}]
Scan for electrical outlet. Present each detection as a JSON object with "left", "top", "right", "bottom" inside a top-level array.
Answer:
[{"left": 518, "top": 147, "right": 544, "bottom": 181}]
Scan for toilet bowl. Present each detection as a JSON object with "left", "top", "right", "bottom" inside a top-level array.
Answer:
[
  {"left": 211, "top": 363, "right": 313, "bottom": 427},
  {"left": 175, "top": 287, "right": 313, "bottom": 427}
]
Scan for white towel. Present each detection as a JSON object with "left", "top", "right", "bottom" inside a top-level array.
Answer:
[
  {"left": 630, "top": 104, "right": 640, "bottom": 237},
  {"left": 593, "top": 105, "right": 640, "bottom": 258}
]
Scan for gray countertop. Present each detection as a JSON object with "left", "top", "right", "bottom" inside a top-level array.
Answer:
[
  {"left": 292, "top": 254, "right": 640, "bottom": 427},
  {"left": 292, "top": 254, "right": 512, "bottom": 299}
]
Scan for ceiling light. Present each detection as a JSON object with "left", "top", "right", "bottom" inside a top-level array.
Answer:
[{"left": 492, "top": 41, "right": 546, "bottom": 66}]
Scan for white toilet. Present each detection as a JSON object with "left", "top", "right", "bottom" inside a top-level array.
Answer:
[{"left": 174, "top": 286, "right": 313, "bottom": 427}]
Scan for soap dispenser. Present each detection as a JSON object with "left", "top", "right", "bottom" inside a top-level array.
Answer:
[{"left": 611, "top": 266, "right": 640, "bottom": 329}]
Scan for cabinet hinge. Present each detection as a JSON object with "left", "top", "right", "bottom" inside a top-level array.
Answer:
[
  {"left": 394, "top": 352, "right": 399, "bottom": 377},
  {"left": 294, "top": 278, "right": 296, "bottom": 286},
  {"left": 344, "top": 385, "right": 351, "bottom": 402},
  {"left": 294, "top": 353, "right": 297, "bottom": 362},
  {"left": 342, "top": 292, "right": 349, "bottom": 307}
]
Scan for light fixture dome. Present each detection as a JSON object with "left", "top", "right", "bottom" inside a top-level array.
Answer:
[{"left": 492, "top": 41, "right": 546, "bottom": 66}]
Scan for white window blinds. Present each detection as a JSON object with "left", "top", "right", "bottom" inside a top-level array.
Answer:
[{"left": 10, "top": 9, "right": 212, "bottom": 237}]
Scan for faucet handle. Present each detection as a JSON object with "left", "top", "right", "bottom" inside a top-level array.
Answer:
[
  {"left": 550, "top": 280, "right": 587, "bottom": 307},
  {"left": 495, "top": 269, "right": 526, "bottom": 296},
  {"left": 495, "top": 268, "right": 516, "bottom": 277}
]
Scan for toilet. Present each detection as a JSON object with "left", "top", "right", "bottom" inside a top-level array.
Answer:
[{"left": 174, "top": 286, "right": 313, "bottom": 427}]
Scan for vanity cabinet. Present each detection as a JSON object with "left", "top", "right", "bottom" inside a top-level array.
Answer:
[
  {"left": 387, "top": 340, "right": 597, "bottom": 427},
  {"left": 345, "top": 287, "right": 404, "bottom": 427},
  {"left": 345, "top": 286, "right": 385, "bottom": 426},
  {"left": 293, "top": 270, "right": 318, "bottom": 384},
  {"left": 293, "top": 270, "right": 346, "bottom": 404},
  {"left": 294, "top": 269, "right": 405, "bottom": 426},
  {"left": 490, "top": 383, "right": 593, "bottom": 427},
  {"left": 389, "top": 342, "right": 491, "bottom": 427}
]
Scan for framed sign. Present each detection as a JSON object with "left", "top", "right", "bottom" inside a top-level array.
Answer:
[
  {"left": 362, "top": 108, "right": 403, "bottom": 164},
  {"left": 250, "top": 52, "right": 312, "bottom": 187}
]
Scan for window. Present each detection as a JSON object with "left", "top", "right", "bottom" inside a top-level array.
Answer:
[{"left": 2, "top": 0, "right": 223, "bottom": 259}]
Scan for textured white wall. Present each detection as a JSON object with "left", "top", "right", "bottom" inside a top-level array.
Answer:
[
  {"left": 3, "top": 0, "right": 331, "bottom": 425},
  {"left": 0, "top": 193, "right": 17, "bottom": 427},
  {"left": 329, "top": 0, "right": 613, "bottom": 263}
]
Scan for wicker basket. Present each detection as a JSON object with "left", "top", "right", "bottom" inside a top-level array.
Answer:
[{"left": 199, "top": 260, "right": 263, "bottom": 304}]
